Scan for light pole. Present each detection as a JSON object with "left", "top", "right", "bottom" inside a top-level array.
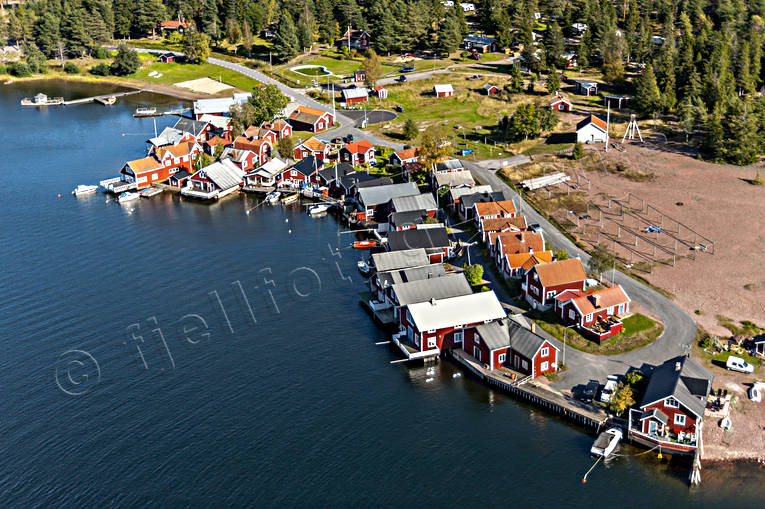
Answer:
[{"left": 563, "top": 324, "right": 576, "bottom": 367}]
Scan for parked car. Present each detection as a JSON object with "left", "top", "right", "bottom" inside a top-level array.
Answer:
[
  {"left": 726, "top": 355, "right": 755, "bottom": 373},
  {"left": 581, "top": 380, "right": 599, "bottom": 402},
  {"left": 399, "top": 66, "right": 416, "bottom": 73},
  {"left": 394, "top": 105, "right": 404, "bottom": 112},
  {"left": 331, "top": 137, "right": 343, "bottom": 144},
  {"left": 529, "top": 223, "right": 543, "bottom": 233},
  {"left": 346, "top": 133, "right": 354, "bottom": 142},
  {"left": 397, "top": 75, "right": 408, "bottom": 82},
  {"left": 600, "top": 375, "right": 619, "bottom": 403}
]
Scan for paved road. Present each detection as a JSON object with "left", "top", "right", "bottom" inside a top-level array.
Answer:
[
  {"left": 139, "top": 47, "right": 697, "bottom": 391},
  {"left": 463, "top": 161, "right": 697, "bottom": 389}
]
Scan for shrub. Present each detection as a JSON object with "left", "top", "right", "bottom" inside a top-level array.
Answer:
[
  {"left": 90, "top": 63, "right": 111, "bottom": 76},
  {"left": 403, "top": 119, "right": 419, "bottom": 140},
  {"left": 554, "top": 249, "right": 569, "bottom": 260},
  {"left": 480, "top": 285, "right": 490, "bottom": 292},
  {"left": 573, "top": 141, "right": 584, "bottom": 159},
  {"left": 754, "top": 170, "right": 764, "bottom": 186},
  {"left": 92, "top": 46, "right": 110, "bottom": 59},
  {"left": 625, "top": 370, "right": 644, "bottom": 386},
  {"left": 9, "top": 62, "right": 32, "bottom": 77},
  {"left": 63, "top": 62, "right": 80, "bottom": 74},
  {"left": 463, "top": 263, "right": 484, "bottom": 285},
  {"left": 699, "top": 335, "right": 715, "bottom": 349},
  {"left": 109, "top": 44, "right": 140, "bottom": 76}
]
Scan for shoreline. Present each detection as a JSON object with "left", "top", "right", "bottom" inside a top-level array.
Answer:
[{"left": 2, "top": 74, "right": 209, "bottom": 101}]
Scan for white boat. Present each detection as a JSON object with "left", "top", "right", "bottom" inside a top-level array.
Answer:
[
  {"left": 117, "top": 191, "right": 140, "bottom": 203},
  {"left": 134, "top": 107, "right": 157, "bottom": 117},
  {"left": 357, "top": 260, "right": 371, "bottom": 276},
  {"left": 590, "top": 428, "right": 623, "bottom": 458},
  {"left": 72, "top": 184, "right": 98, "bottom": 196},
  {"left": 148, "top": 71, "right": 158, "bottom": 77},
  {"left": 264, "top": 191, "right": 281, "bottom": 204},
  {"left": 308, "top": 203, "right": 331, "bottom": 215}
]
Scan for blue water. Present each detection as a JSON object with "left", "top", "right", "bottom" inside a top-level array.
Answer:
[{"left": 0, "top": 80, "right": 762, "bottom": 507}]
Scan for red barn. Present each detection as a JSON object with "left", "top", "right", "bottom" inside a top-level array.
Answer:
[
  {"left": 462, "top": 319, "right": 559, "bottom": 377},
  {"left": 288, "top": 105, "right": 334, "bottom": 133},
  {"left": 628, "top": 356, "right": 712, "bottom": 454},
  {"left": 550, "top": 97, "right": 573, "bottom": 112},
  {"left": 482, "top": 83, "right": 500, "bottom": 95},
  {"left": 554, "top": 285, "right": 631, "bottom": 341},
  {"left": 434, "top": 84, "right": 454, "bottom": 97},
  {"left": 394, "top": 291, "right": 507, "bottom": 360},
  {"left": 522, "top": 258, "right": 587, "bottom": 310},
  {"left": 340, "top": 139, "right": 376, "bottom": 165}
]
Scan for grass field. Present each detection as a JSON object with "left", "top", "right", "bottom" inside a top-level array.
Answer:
[{"left": 129, "top": 59, "right": 261, "bottom": 92}]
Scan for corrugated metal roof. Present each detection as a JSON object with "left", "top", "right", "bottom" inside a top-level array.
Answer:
[
  {"left": 200, "top": 158, "right": 245, "bottom": 190},
  {"left": 508, "top": 320, "right": 555, "bottom": 359},
  {"left": 173, "top": 117, "right": 208, "bottom": 136},
  {"left": 357, "top": 182, "right": 419, "bottom": 207},
  {"left": 249, "top": 157, "right": 290, "bottom": 178},
  {"left": 193, "top": 93, "right": 251, "bottom": 115},
  {"left": 474, "top": 319, "right": 511, "bottom": 350},
  {"left": 387, "top": 227, "right": 450, "bottom": 251},
  {"left": 449, "top": 184, "right": 492, "bottom": 201},
  {"left": 391, "top": 193, "right": 438, "bottom": 213},
  {"left": 148, "top": 127, "right": 184, "bottom": 147},
  {"left": 341, "top": 88, "right": 369, "bottom": 99},
  {"left": 407, "top": 291, "right": 506, "bottom": 331},
  {"left": 372, "top": 248, "right": 429, "bottom": 272},
  {"left": 377, "top": 263, "right": 446, "bottom": 287},
  {"left": 435, "top": 171, "right": 474, "bottom": 188},
  {"left": 392, "top": 274, "right": 472, "bottom": 306}
]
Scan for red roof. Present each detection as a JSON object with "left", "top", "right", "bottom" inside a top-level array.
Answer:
[
  {"left": 577, "top": 114, "right": 607, "bottom": 132},
  {"left": 344, "top": 139, "right": 374, "bottom": 154},
  {"left": 159, "top": 20, "right": 189, "bottom": 28}
]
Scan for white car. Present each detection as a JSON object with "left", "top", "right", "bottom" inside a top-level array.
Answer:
[
  {"left": 726, "top": 356, "right": 755, "bottom": 374},
  {"left": 600, "top": 375, "right": 619, "bottom": 403}
]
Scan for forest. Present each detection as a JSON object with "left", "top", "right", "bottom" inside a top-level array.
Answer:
[{"left": 2, "top": 0, "right": 765, "bottom": 164}]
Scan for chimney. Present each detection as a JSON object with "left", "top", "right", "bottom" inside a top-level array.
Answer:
[
  {"left": 593, "top": 293, "right": 601, "bottom": 308},
  {"left": 675, "top": 361, "right": 681, "bottom": 371},
  {"left": 530, "top": 322, "right": 536, "bottom": 334}
]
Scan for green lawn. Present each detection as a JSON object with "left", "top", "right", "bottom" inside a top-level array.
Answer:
[{"left": 128, "top": 59, "right": 263, "bottom": 91}]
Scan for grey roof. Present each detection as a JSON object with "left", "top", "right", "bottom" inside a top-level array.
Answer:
[
  {"left": 482, "top": 83, "right": 499, "bottom": 91},
  {"left": 435, "top": 159, "right": 464, "bottom": 172},
  {"left": 200, "top": 158, "right": 245, "bottom": 190},
  {"left": 464, "top": 35, "right": 495, "bottom": 46},
  {"left": 474, "top": 319, "right": 512, "bottom": 350},
  {"left": 640, "top": 356, "right": 713, "bottom": 418},
  {"left": 341, "top": 87, "right": 369, "bottom": 99},
  {"left": 391, "top": 210, "right": 426, "bottom": 226},
  {"left": 353, "top": 176, "right": 392, "bottom": 189},
  {"left": 461, "top": 190, "right": 511, "bottom": 209},
  {"left": 371, "top": 248, "right": 430, "bottom": 272},
  {"left": 391, "top": 274, "right": 472, "bottom": 306},
  {"left": 377, "top": 263, "right": 446, "bottom": 287},
  {"left": 435, "top": 171, "right": 474, "bottom": 188},
  {"left": 357, "top": 182, "right": 419, "bottom": 207},
  {"left": 193, "top": 93, "right": 251, "bottom": 116},
  {"left": 170, "top": 170, "right": 190, "bottom": 180},
  {"left": 292, "top": 156, "right": 322, "bottom": 177},
  {"left": 508, "top": 320, "right": 556, "bottom": 359},
  {"left": 339, "top": 171, "right": 378, "bottom": 191},
  {"left": 640, "top": 408, "right": 669, "bottom": 425},
  {"left": 391, "top": 193, "right": 438, "bottom": 212},
  {"left": 220, "top": 147, "right": 252, "bottom": 164},
  {"left": 449, "top": 184, "right": 493, "bottom": 202},
  {"left": 387, "top": 227, "right": 450, "bottom": 251},
  {"left": 148, "top": 127, "right": 185, "bottom": 147},
  {"left": 174, "top": 117, "right": 209, "bottom": 136},
  {"left": 318, "top": 162, "right": 355, "bottom": 183}
]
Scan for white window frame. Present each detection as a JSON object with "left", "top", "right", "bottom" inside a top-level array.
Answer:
[
  {"left": 674, "top": 414, "right": 686, "bottom": 426},
  {"left": 665, "top": 397, "right": 679, "bottom": 408},
  {"left": 541, "top": 347, "right": 549, "bottom": 357},
  {"left": 453, "top": 331, "right": 463, "bottom": 344},
  {"left": 585, "top": 313, "right": 593, "bottom": 322},
  {"left": 151, "top": 173, "right": 159, "bottom": 180},
  {"left": 568, "top": 309, "right": 576, "bottom": 320},
  {"left": 546, "top": 290, "right": 556, "bottom": 298},
  {"left": 498, "top": 353, "right": 506, "bottom": 363},
  {"left": 541, "top": 361, "right": 549, "bottom": 371},
  {"left": 427, "top": 337, "right": 436, "bottom": 349},
  {"left": 522, "top": 359, "right": 528, "bottom": 370}
]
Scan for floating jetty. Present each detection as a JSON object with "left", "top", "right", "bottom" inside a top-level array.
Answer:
[
  {"left": 20, "top": 93, "right": 64, "bottom": 106},
  {"left": 64, "top": 90, "right": 142, "bottom": 106}
]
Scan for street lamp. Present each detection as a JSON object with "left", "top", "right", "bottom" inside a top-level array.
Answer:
[
  {"left": 563, "top": 324, "right": 576, "bottom": 367},
  {"left": 463, "top": 240, "right": 478, "bottom": 265}
]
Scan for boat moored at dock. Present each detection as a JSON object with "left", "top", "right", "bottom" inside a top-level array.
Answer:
[
  {"left": 134, "top": 107, "right": 158, "bottom": 117},
  {"left": 308, "top": 203, "right": 331, "bottom": 215},
  {"left": 21, "top": 93, "right": 64, "bottom": 106},
  {"left": 264, "top": 191, "right": 281, "bottom": 204},
  {"left": 117, "top": 191, "right": 140, "bottom": 203},
  {"left": 72, "top": 184, "right": 98, "bottom": 196},
  {"left": 353, "top": 240, "right": 378, "bottom": 249},
  {"left": 590, "top": 428, "right": 623, "bottom": 458},
  {"left": 281, "top": 193, "right": 299, "bottom": 205}
]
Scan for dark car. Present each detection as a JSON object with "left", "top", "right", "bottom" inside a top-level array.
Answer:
[
  {"left": 399, "top": 66, "right": 416, "bottom": 73},
  {"left": 581, "top": 380, "right": 600, "bottom": 403},
  {"left": 331, "top": 137, "right": 343, "bottom": 144},
  {"left": 394, "top": 105, "right": 404, "bottom": 112},
  {"left": 346, "top": 133, "right": 354, "bottom": 142},
  {"left": 397, "top": 75, "right": 408, "bottom": 82}
]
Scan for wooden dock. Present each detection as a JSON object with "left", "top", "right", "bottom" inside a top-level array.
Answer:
[
  {"left": 451, "top": 349, "right": 609, "bottom": 428},
  {"left": 63, "top": 90, "right": 142, "bottom": 106}
]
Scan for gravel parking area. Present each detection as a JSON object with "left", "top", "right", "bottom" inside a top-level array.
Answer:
[{"left": 342, "top": 109, "right": 397, "bottom": 125}]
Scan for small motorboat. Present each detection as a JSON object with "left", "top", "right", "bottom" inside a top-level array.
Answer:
[
  {"left": 264, "top": 191, "right": 281, "bottom": 204},
  {"left": 102, "top": 96, "right": 117, "bottom": 106},
  {"left": 117, "top": 191, "right": 140, "bottom": 203},
  {"left": 357, "top": 260, "right": 371, "bottom": 276},
  {"left": 590, "top": 428, "right": 623, "bottom": 458},
  {"left": 134, "top": 107, "right": 157, "bottom": 117},
  {"left": 72, "top": 184, "right": 98, "bottom": 196},
  {"left": 308, "top": 203, "right": 331, "bottom": 215},
  {"left": 353, "top": 240, "right": 378, "bottom": 250},
  {"left": 281, "top": 193, "right": 299, "bottom": 204}
]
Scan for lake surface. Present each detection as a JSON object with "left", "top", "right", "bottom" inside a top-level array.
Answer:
[{"left": 0, "top": 80, "right": 763, "bottom": 507}]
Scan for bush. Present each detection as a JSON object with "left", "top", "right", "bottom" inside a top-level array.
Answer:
[
  {"left": 699, "top": 335, "right": 715, "bottom": 349},
  {"left": 463, "top": 263, "right": 484, "bottom": 286},
  {"left": 110, "top": 44, "right": 140, "bottom": 76},
  {"left": 403, "top": 119, "right": 419, "bottom": 140},
  {"left": 754, "top": 170, "right": 764, "bottom": 186},
  {"left": 573, "top": 141, "right": 584, "bottom": 159},
  {"left": 8, "top": 62, "right": 32, "bottom": 77},
  {"left": 625, "top": 370, "right": 644, "bottom": 386},
  {"left": 63, "top": 62, "right": 80, "bottom": 74},
  {"left": 480, "top": 285, "right": 490, "bottom": 292},
  {"left": 90, "top": 63, "right": 111, "bottom": 76},
  {"left": 92, "top": 46, "right": 110, "bottom": 60},
  {"left": 554, "top": 249, "right": 569, "bottom": 260}
]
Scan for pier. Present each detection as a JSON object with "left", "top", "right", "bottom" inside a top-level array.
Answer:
[
  {"left": 451, "top": 349, "right": 609, "bottom": 429},
  {"left": 63, "top": 90, "right": 143, "bottom": 106}
]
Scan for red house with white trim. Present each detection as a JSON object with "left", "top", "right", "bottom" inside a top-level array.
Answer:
[
  {"left": 119, "top": 141, "right": 201, "bottom": 190},
  {"left": 628, "top": 356, "right": 712, "bottom": 454},
  {"left": 278, "top": 156, "right": 323, "bottom": 188},
  {"left": 393, "top": 291, "right": 506, "bottom": 360},
  {"left": 554, "top": 285, "right": 631, "bottom": 341},
  {"left": 288, "top": 106, "right": 334, "bottom": 133},
  {"left": 340, "top": 139, "right": 376, "bottom": 165},
  {"left": 389, "top": 147, "right": 419, "bottom": 166},
  {"left": 261, "top": 119, "right": 293, "bottom": 140},
  {"left": 550, "top": 97, "right": 572, "bottom": 112},
  {"left": 244, "top": 125, "right": 277, "bottom": 145},
  {"left": 294, "top": 136, "right": 331, "bottom": 162},
  {"left": 233, "top": 136, "right": 272, "bottom": 165},
  {"left": 462, "top": 318, "right": 559, "bottom": 377},
  {"left": 522, "top": 258, "right": 587, "bottom": 310}
]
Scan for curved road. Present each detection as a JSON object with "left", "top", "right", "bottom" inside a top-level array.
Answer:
[{"left": 149, "top": 49, "right": 696, "bottom": 389}]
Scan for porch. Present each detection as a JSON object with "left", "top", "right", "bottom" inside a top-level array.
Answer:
[
  {"left": 391, "top": 330, "right": 439, "bottom": 360},
  {"left": 580, "top": 316, "right": 623, "bottom": 342},
  {"left": 99, "top": 176, "right": 137, "bottom": 193},
  {"left": 181, "top": 186, "right": 220, "bottom": 200}
]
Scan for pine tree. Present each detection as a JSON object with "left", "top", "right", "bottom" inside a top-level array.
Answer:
[
  {"left": 546, "top": 68, "right": 560, "bottom": 94},
  {"left": 274, "top": 10, "right": 299, "bottom": 62},
  {"left": 113, "top": 0, "right": 133, "bottom": 39},
  {"left": 508, "top": 63, "right": 523, "bottom": 93},
  {"left": 241, "top": 19, "right": 254, "bottom": 55},
  {"left": 634, "top": 64, "right": 662, "bottom": 116},
  {"left": 544, "top": 22, "right": 564, "bottom": 69},
  {"left": 403, "top": 119, "right": 419, "bottom": 140},
  {"left": 297, "top": 19, "right": 312, "bottom": 51},
  {"left": 33, "top": 13, "right": 62, "bottom": 58},
  {"left": 436, "top": 15, "right": 460, "bottom": 56}
]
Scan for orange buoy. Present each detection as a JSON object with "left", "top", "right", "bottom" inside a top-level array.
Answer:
[
  {"left": 581, "top": 478, "right": 587, "bottom": 484},
  {"left": 57, "top": 194, "right": 61, "bottom": 198}
]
